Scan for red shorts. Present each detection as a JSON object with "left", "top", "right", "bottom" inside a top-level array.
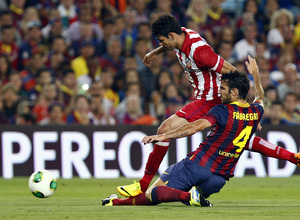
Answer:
[{"left": 176, "top": 98, "right": 221, "bottom": 122}]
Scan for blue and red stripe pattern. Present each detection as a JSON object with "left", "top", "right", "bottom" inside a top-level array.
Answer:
[{"left": 189, "top": 101, "right": 264, "bottom": 179}]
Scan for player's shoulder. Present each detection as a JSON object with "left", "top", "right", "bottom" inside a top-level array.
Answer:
[
  {"left": 251, "top": 101, "right": 264, "bottom": 110},
  {"left": 211, "top": 104, "right": 229, "bottom": 112}
]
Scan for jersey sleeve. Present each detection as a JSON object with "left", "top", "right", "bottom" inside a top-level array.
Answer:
[
  {"left": 202, "top": 104, "right": 228, "bottom": 126},
  {"left": 251, "top": 102, "right": 265, "bottom": 121},
  {"left": 193, "top": 45, "right": 224, "bottom": 73}
]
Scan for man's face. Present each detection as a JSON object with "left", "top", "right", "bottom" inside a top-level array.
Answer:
[
  {"left": 220, "top": 80, "right": 232, "bottom": 104},
  {"left": 157, "top": 35, "right": 176, "bottom": 51}
]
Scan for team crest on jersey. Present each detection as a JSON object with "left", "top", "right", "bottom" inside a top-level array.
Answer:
[{"left": 185, "top": 57, "right": 192, "bottom": 69}]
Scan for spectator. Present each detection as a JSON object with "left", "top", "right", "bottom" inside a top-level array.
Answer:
[
  {"left": 96, "top": 18, "right": 116, "bottom": 56},
  {"left": 131, "top": 0, "right": 149, "bottom": 24},
  {"left": 205, "top": 0, "right": 230, "bottom": 47},
  {"left": 99, "top": 35, "right": 125, "bottom": 76},
  {"left": 87, "top": 80, "right": 114, "bottom": 115},
  {"left": 91, "top": 0, "right": 118, "bottom": 26},
  {"left": 261, "top": 101, "right": 293, "bottom": 125},
  {"left": 57, "top": 0, "right": 77, "bottom": 28},
  {"left": 155, "top": 70, "right": 173, "bottom": 96},
  {"left": 138, "top": 53, "right": 165, "bottom": 102},
  {"left": 120, "top": 7, "right": 138, "bottom": 55},
  {"left": 0, "top": 25, "right": 19, "bottom": 69},
  {"left": 15, "top": 113, "right": 36, "bottom": 125},
  {"left": 121, "top": 94, "right": 143, "bottom": 124},
  {"left": 0, "top": 54, "right": 11, "bottom": 85},
  {"left": 217, "top": 41, "right": 235, "bottom": 64},
  {"left": 282, "top": 92, "right": 300, "bottom": 124},
  {"left": 18, "top": 21, "right": 46, "bottom": 70},
  {"left": 71, "top": 41, "right": 99, "bottom": 87},
  {"left": 137, "top": 22, "right": 158, "bottom": 50},
  {"left": 115, "top": 81, "right": 142, "bottom": 123},
  {"left": 43, "top": 19, "right": 68, "bottom": 48},
  {"left": 184, "top": 0, "right": 208, "bottom": 36},
  {"left": 8, "top": 71, "right": 27, "bottom": 98},
  {"left": 233, "top": 22, "right": 258, "bottom": 61},
  {"left": 19, "top": 49, "right": 47, "bottom": 95},
  {"left": 134, "top": 37, "right": 150, "bottom": 69},
  {"left": 261, "top": 0, "right": 279, "bottom": 39},
  {"left": 67, "top": 94, "right": 90, "bottom": 124},
  {"left": 70, "top": 23, "right": 98, "bottom": 57},
  {"left": 265, "top": 84, "right": 279, "bottom": 103},
  {"left": 1, "top": 84, "right": 21, "bottom": 123},
  {"left": 0, "top": 10, "right": 22, "bottom": 45},
  {"left": 122, "top": 94, "right": 158, "bottom": 125},
  {"left": 28, "top": 68, "right": 52, "bottom": 101},
  {"left": 32, "top": 83, "right": 58, "bottom": 123},
  {"left": 8, "top": 0, "right": 26, "bottom": 29},
  {"left": 236, "top": 0, "right": 264, "bottom": 40},
  {"left": 267, "top": 8, "right": 294, "bottom": 48},
  {"left": 277, "top": 63, "right": 299, "bottom": 101},
  {"left": 39, "top": 102, "right": 66, "bottom": 125},
  {"left": 20, "top": 7, "right": 40, "bottom": 35},
  {"left": 68, "top": 4, "right": 103, "bottom": 42},
  {"left": 255, "top": 41, "right": 271, "bottom": 60},
  {"left": 100, "top": 68, "right": 120, "bottom": 108},
  {"left": 58, "top": 69, "right": 77, "bottom": 113},
  {"left": 88, "top": 94, "right": 116, "bottom": 125}
]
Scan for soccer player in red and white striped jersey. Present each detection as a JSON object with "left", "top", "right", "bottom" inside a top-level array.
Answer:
[{"left": 116, "top": 14, "right": 299, "bottom": 198}]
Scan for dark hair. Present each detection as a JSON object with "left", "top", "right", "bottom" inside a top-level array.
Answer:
[
  {"left": 1, "top": 25, "right": 13, "bottom": 32},
  {"left": 62, "top": 69, "right": 75, "bottom": 77},
  {"left": 49, "top": 102, "right": 64, "bottom": 112},
  {"left": 37, "top": 68, "right": 51, "bottom": 78},
  {"left": 0, "top": 10, "right": 11, "bottom": 18},
  {"left": 272, "top": 100, "right": 283, "bottom": 107},
  {"left": 151, "top": 14, "right": 182, "bottom": 37},
  {"left": 283, "top": 92, "right": 297, "bottom": 101},
  {"left": 221, "top": 71, "right": 250, "bottom": 100}
]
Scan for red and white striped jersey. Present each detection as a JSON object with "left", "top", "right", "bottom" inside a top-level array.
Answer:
[{"left": 174, "top": 27, "right": 225, "bottom": 101}]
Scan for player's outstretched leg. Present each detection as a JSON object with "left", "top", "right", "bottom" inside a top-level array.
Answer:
[
  {"left": 102, "top": 192, "right": 153, "bottom": 206},
  {"left": 150, "top": 185, "right": 213, "bottom": 207},
  {"left": 117, "top": 115, "right": 188, "bottom": 197},
  {"left": 294, "top": 153, "right": 300, "bottom": 166},
  {"left": 248, "top": 136, "right": 298, "bottom": 165},
  {"left": 116, "top": 141, "right": 170, "bottom": 197},
  {"left": 102, "top": 194, "right": 118, "bottom": 206}
]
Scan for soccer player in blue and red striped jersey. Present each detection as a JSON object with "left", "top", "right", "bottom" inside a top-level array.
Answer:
[
  {"left": 102, "top": 56, "right": 264, "bottom": 206},
  {"left": 116, "top": 14, "right": 299, "bottom": 198}
]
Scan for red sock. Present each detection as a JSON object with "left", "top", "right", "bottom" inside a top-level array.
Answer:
[
  {"left": 112, "top": 193, "right": 153, "bottom": 205},
  {"left": 139, "top": 141, "right": 170, "bottom": 192},
  {"left": 249, "top": 136, "right": 297, "bottom": 165},
  {"left": 151, "top": 186, "right": 190, "bottom": 204}
]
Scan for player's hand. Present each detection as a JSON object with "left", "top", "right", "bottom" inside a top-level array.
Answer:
[
  {"left": 142, "top": 135, "right": 163, "bottom": 144},
  {"left": 257, "top": 122, "right": 262, "bottom": 130},
  {"left": 142, "top": 52, "right": 157, "bottom": 67},
  {"left": 245, "top": 55, "right": 259, "bottom": 76}
]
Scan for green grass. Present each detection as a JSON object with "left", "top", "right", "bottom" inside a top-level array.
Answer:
[{"left": 0, "top": 176, "right": 300, "bottom": 220}]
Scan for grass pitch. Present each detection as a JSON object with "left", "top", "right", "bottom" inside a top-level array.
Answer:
[{"left": 0, "top": 176, "right": 299, "bottom": 220}]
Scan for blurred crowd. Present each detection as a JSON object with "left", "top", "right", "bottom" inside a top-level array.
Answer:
[{"left": 0, "top": 0, "right": 299, "bottom": 126}]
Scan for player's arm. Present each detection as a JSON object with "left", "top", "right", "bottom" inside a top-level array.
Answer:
[
  {"left": 245, "top": 55, "right": 264, "bottom": 104},
  {"left": 220, "top": 60, "right": 236, "bottom": 74},
  {"left": 142, "top": 119, "right": 212, "bottom": 144},
  {"left": 194, "top": 45, "right": 235, "bottom": 74},
  {"left": 142, "top": 46, "right": 168, "bottom": 67}
]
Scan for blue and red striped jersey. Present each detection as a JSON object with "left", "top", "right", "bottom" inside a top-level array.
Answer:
[{"left": 189, "top": 101, "right": 264, "bottom": 179}]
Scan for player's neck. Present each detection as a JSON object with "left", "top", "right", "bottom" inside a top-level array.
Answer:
[
  {"left": 230, "top": 99, "right": 248, "bottom": 105},
  {"left": 176, "top": 32, "right": 186, "bottom": 50}
]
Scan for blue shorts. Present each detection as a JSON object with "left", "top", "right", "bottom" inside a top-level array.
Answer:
[{"left": 160, "top": 157, "right": 226, "bottom": 198}]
